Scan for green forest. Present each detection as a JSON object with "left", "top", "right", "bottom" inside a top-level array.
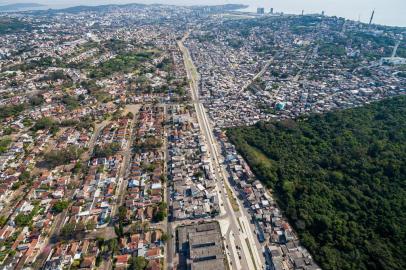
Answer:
[
  {"left": 227, "top": 96, "right": 406, "bottom": 270},
  {"left": 89, "top": 50, "right": 157, "bottom": 78}
]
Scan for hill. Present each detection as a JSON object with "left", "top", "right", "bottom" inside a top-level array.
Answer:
[
  {"left": 0, "top": 3, "right": 44, "bottom": 12},
  {"left": 29, "top": 3, "right": 247, "bottom": 16},
  {"left": 227, "top": 96, "right": 406, "bottom": 270}
]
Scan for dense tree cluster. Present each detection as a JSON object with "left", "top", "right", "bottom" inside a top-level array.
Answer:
[
  {"left": 135, "top": 136, "right": 162, "bottom": 152},
  {"left": 227, "top": 96, "right": 406, "bottom": 270},
  {"left": 0, "top": 136, "right": 12, "bottom": 154},
  {"left": 31, "top": 116, "right": 94, "bottom": 134},
  {"left": 319, "top": 42, "right": 346, "bottom": 57},
  {"left": 129, "top": 256, "right": 148, "bottom": 270},
  {"left": 52, "top": 200, "right": 69, "bottom": 214},
  {"left": 93, "top": 142, "right": 121, "bottom": 158},
  {"left": 31, "top": 117, "right": 58, "bottom": 132},
  {"left": 38, "top": 70, "right": 70, "bottom": 81},
  {"left": 89, "top": 51, "right": 157, "bottom": 78},
  {"left": 0, "top": 18, "right": 31, "bottom": 34},
  {"left": 15, "top": 204, "right": 40, "bottom": 227},
  {"left": 0, "top": 103, "right": 26, "bottom": 121},
  {"left": 44, "top": 146, "right": 84, "bottom": 167},
  {"left": 61, "top": 94, "right": 80, "bottom": 110},
  {"left": 153, "top": 202, "right": 167, "bottom": 222},
  {"left": 60, "top": 117, "right": 94, "bottom": 131},
  {"left": 10, "top": 56, "right": 62, "bottom": 71},
  {"left": 29, "top": 94, "right": 45, "bottom": 106}
]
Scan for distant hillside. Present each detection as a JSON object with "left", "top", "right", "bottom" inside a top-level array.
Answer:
[
  {"left": 0, "top": 3, "right": 45, "bottom": 12},
  {"left": 54, "top": 3, "right": 146, "bottom": 13},
  {"left": 30, "top": 3, "right": 247, "bottom": 15},
  {"left": 30, "top": 3, "right": 148, "bottom": 15},
  {"left": 228, "top": 96, "right": 406, "bottom": 270}
]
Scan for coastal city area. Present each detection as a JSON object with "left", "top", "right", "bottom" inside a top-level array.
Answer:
[{"left": 0, "top": 2, "right": 405, "bottom": 270}]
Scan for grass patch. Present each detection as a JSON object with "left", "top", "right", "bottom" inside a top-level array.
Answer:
[
  {"left": 237, "top": 218, "right": 243, "bottom": 231},
  {"left": 225, "top": 184, "right": 239, "bottom": 212},
  {"left": 224, "top": 257, "right": 231, "bottom": 270},
  {"left": 246, "top": 144, "right": 271, "bottom": 164},
  {"left": 245, "top": 238, "right": 257, "bottom": 270}
]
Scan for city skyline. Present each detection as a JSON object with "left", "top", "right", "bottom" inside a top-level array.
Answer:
[{"left": 1, "top": 0, "right": 406, "bottom": 26}]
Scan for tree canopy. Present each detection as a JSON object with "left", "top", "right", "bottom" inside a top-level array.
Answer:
[
  {"left": 129, "top": 256, "right": 148, "bottom": 270},
  {"left": 0, "top": 137, "right": 12, "bottom": 154},
  {"left": 52, "top": 200, "right": 69, "bottom": 214},
  {"left": 227, "top": 96, "right": 406, "bottom": 270},
  {"left": 93, "top": 142, "right": 121, "bottom": 158},
  {"left": 0, "top": 103, "right": 26, "bottom": 121},
  {"left": 44, "top": 146, "right": 84, "bottom": 167},
  {"left": 89, "top": 51, "right": 157, "bottom": 78}
]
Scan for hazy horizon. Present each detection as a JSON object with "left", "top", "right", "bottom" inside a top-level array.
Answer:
[{"left": 1, "top": 0, "right": 406, "bottom": 27}]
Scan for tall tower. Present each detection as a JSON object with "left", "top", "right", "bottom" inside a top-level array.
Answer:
[
  {"left": 391, "top": 40, "right": 400, "bottom": 58},
  {"left": 369, "top": 10, "right": 375, "bottom": 25}
]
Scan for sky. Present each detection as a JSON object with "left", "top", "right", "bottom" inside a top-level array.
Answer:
[{"left": 1, "top": 0, "right": 406, "bottom": 27}]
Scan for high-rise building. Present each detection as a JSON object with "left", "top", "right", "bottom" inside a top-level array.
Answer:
[
  {"left": 270, "top": 8, "right": 274, "bottom": 14},
  {"left": 257, "top": 7, "right": 265, "bottom": 15}
]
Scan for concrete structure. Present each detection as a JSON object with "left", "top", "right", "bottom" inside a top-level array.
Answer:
[
  {"left": 257, "top": 7, "right": 265, "bottom": 15},
  {"left": 177, "top": 222, "right": 226, "bottom": 270}
]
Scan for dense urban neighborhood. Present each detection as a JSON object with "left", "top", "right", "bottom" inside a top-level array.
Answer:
[{"left": 0, "top": 2, "right": 405, "bottom": 270}]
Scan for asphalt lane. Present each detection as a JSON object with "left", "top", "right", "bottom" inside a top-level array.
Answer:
[{"left": 178, "top": 33, "right": 264, "bottom": 270}]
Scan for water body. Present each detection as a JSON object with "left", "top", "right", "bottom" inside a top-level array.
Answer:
[{"left": 1, "top": 0, "right": 406, "bottom": 27}]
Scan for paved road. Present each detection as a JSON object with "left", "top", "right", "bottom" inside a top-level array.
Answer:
[
  {"left": 178, "top": 32, "right": 264, "bottom": 270},
  {"left": 163, "top": 105, "right": 177, "bottom": 270},
  {"left": 30, "top": 119, "right": 113, "bottom": 269},
  {"left": 27, "top": 194, "right": 70, "bottom": 269},
  {"left": 238, "top": 58, "right": 273, "bottom": 94},
  {"left": 29, "top": 106, "right": 139, "bottom": 269},
  {"left": 112, "top": 105, "right": 140, "bottom": 217}
]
